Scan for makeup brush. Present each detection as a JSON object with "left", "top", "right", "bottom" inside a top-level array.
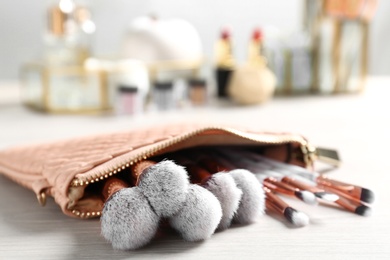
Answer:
[
  {"left": 133, "top": 160, "right": 190, "bottom": 218},
  {"left": 168, "top": 183, "right": 223, "bottom": 241},
  {"left": 237, "top": 149, "right": 375, "bottom": 204},
  {"left": 101, "top": 177, "right": 160, "bottom": 250},
  {"left": 264, "top": 187, "right": 309, "bottom": 227},
  {"left": 264, "top": 177, "right": 318, "bottom": 205},
  {"left": 135, "top": 160, "right": 223, "bottom": 242},
  {"left": 101, "top": 159, "right": 190, "bottom": 250},
  {"left": 281, "top": 176, "right": 339, "bottom": 202},
  {"left": 172, "top": 155, "right": 242, "bottom": 231},
  {"left": 316, "top": 176, "right": 374, "bottom": 204},
  {"left": 102, "top": 159, "right": 223, "bottom": 249},
  {"left": 317, "top": 184, "right": 372, "bottom": 217},
  {"left": 188, "top": 151, "right": 265, "bottom": 224}
]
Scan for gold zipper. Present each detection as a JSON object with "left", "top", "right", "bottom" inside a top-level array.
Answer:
[{"left": 68, "top": 126, "right": 314, "bottom": 218}]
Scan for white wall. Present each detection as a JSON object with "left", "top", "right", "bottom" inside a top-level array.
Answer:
[{"left": 0, "top": 0, "right": 388, "bottom": 80}]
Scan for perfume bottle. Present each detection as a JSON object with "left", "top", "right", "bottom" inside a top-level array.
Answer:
[
  {"left": 44, "top": 0, "right": 95, "bottom": 66},
  {"left": 214, "top": 27, "right": 235, "bottom": 98},
  {"left": 44, "top": 0, "right": 97, "bottom": 110}
]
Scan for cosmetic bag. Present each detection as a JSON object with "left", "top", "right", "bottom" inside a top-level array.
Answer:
[{"left": 0, "top": 123, "right": 319, "bottom": 219}]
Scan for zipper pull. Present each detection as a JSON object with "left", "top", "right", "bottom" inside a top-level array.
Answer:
[
  {"left": 301, "top": 144, "right": 341, "bottom": 172},
  {"left": 315, "top": 147, "right": 341, "bottom": 168}
]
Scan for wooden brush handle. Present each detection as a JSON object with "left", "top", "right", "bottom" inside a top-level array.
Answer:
[
  {"left": 102, "top": 177, "right": 129, "bottom": 201},
  {"left": 131, "top": 160, "right": 156, "bottom": 185},
  {"left": 264, "top": 187, "right": 289, "bottom": 213},
  {"left": 172, "top": 154, "right": 212, "bottom": 183},
  {"left": 282, "top": 176, "right": 323, "bottom": 193}
]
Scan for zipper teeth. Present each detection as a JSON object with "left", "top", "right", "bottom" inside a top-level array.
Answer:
[
  {"left": 71, "top": 209, "right": 101, "bottom": 218},
  {"left": 71, "top": 127, "right": 307, "bottom": 187},
  {"left": 69, "top": 126, "right": 308, "bottom": 218}
]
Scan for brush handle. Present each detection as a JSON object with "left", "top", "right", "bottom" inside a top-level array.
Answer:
[
  {"left": 318, "top": 184, "right": 362, "bottom": 206},
  {"left": 264, "top": 181, "right": 293, "bottom": 197},
  {"left": 317, "top": 176, "right": 366, "bottom": 193},
  {"left": 131, "top": 160, "right": 156, "bottom": 185},
  {"left": 181, "top": 150, "right": 224, "bottom": 173},
  {"left": 265, "top": 177, "right": 298, "bottom": 193},
  {"left": 282, "top": 176, "right": 323, "bottom": 193},
  {"left": 173, "top": 155, "right": 212, "bottom": 183},
  {"left": 264, "top": 187, "right": 289, "bottom": 213},
  {"left": 190, "top": 165, "right": 212, "bottom": 184},
  {"left": 317, "top": 176, "right": 354, "bottom": 189},
  {"left": 195, "top": 156, "right": 231, "bottom": 173},
  {"left": 102, "top": 177, "right": 129, "bottom": 201}
]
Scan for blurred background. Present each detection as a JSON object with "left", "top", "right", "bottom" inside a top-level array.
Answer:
[{"left": 0, "top": 0, "right": 384, "bottom": 114}]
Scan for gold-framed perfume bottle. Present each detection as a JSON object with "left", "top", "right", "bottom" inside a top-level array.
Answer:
[{"left": 21, "top": 0, "right": 109, "bottom": 113}]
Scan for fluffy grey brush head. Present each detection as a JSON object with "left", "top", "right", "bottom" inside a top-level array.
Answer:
[
  {"left": 138, "top": 160, "right": 190, "bottom": 217},
  {"left": 228, "top": 169, "right": 265, "bottom": 224},
  {"left": 203, "top": 172, "right": 243, "bottom": 230},
  {"left": 169, "top": 184, "right": 222, "bottom": 241},
  {"left": 101, "top": 187, "right": 160, "bottom": 250}
]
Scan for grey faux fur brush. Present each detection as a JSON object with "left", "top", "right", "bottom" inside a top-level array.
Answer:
[
  {"left": 101, "top": 160, "right": 191, "bottom": 250},
  {"left": 229, "top": 169, "right": 265, "bottom": 224},
  {"left": 101, "top": 187, "right": 160, "bottom": 250},
  {"left": 101, "top": 160, "right": 264, "bottom": 250},
  {"left": 138, "top": 160, "right": 190, "bottom": 217},
  {"left": 203, "top": 172, "right": 243, "bottom": 230},
  {"left": 169, "top": 184, "right": 223, "bottom": 241}
]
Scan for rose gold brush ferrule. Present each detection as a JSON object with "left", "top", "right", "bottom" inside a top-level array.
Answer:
[
  {"left": 318, "top": 184, "right": 363, "bottom": 206},
  {"left": 332, "top": 195, "right": 357, "bottom": 213},
  {"left": 173, "top": 155, "right": 212, "bottom": 184},
  {"left": 130, "top": 160, "right": 156, "bottom": 185},
  {"left": 102, "top": 177, "right": 129, "bottom": 201},
  {"left": 282, "top": 176, "right": 324, "bottom": 193},
  {"left": 265, "top": 177, "right": 299, "bottom": 193},
  {"left": 264, "top": 181, "right": 293, "bottom": 197},
  {"left": 316, "top": 176, "right": 363, "bottom": 198},
  {"left": 265, "top": 198, "right": 282, "bottom": 214},
  {"left": 264, "top": 187, "right": 289, "bottom": 213},
  {"left": 324, "top": 185, "right": 372, "bottom": 216}
]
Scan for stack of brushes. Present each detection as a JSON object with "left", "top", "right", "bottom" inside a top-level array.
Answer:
[
  {"left": 187, "top": 147, "right": 374, "bottom": 227},
  {"left": 101, "top": 146, "right": 374, "bottom": 250}
]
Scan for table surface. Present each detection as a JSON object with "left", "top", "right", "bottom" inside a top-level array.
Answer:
[{"left": 1, "top": 78, "right": 389, "bottom": 260}]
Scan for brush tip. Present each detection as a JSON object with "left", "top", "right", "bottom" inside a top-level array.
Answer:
[
  {"left": 169, "top": 184, "right": 222, "bottom": 241},
  {"left": 228, "top": 169, "right": 265, "bottom": 224},
  {"left": 360, "top": 188, "right": 375, "bottom": 204},
  {"left": 101, "top": 187, "right": 160, "bottom": 250},
  {"left": 295, "top": 190, "right": 318, "bottom": 205},
  {"left": 138, "top": 160, "right": 189, "bottom": 217},
  {"left": 284, "top": 207, "right": 310, "bottom": 227},
  {"left": 204, "top": 173, "right": 243, "bottom": 231},
  {"left": 315, "top": 191, "right": 339, "bottom": 202},
  {"left": 355, "top": 205, "right": 372, "bottom": 217}
]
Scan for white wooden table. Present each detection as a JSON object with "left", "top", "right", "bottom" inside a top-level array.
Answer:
[{"left": 1, "top": 78, "right": 389, "bottom": 259}]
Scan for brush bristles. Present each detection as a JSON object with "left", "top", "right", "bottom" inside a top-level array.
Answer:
[
  {"left": 138, "top": 160, "right": 190, "bottom": 218},
  {"left": 355, "top": 205, "right": 372, "bottom": 217},
  {"left": 360, "top": 188, "right": 375, "bottom": 204},
  {"left": 204, "top": 173, "right": 243, "bottom": 231},
  {"left": 101, "top": 187, "right": 160, "bottom": 250},
  {"left": 295, "top": 190, "right": 318, "bottom": 205},
  {"left": 169, "top": 184, "right": 222, "bottom": 241},
  {"left": 228, "top": 169, "right": 265, "bottom": 224},
  {"left": 314, "top": 191, "right": 339, "bottom": 202},
  {"left": 283, "top": 207, "right": 310, "bottom": 227}
]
